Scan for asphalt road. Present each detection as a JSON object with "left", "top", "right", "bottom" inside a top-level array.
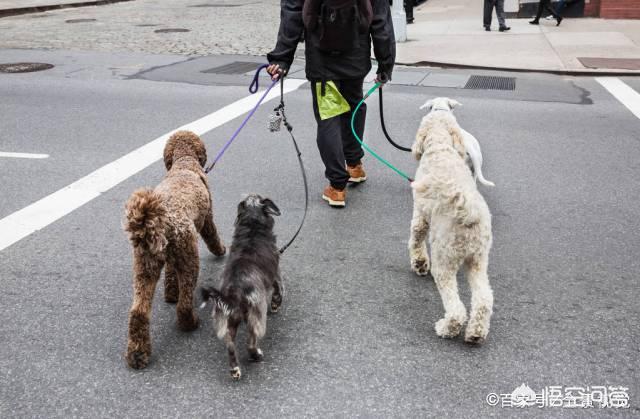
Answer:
[{"left": 1, "top": 49, "right": 639, "bottom": 418}]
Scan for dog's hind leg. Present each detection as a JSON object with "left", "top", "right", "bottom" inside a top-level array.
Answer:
[
  {"left": 408, "top": 206, "right": 430, "bottom": 276},
  {"left": 164, "top": 263, "right": 178, "bottom": 303},
  {"left": 247, "top": 302, "right": 267, "bottom": 362},
  {"left": 464, "top": 253, "right": 493, "bottom": 345},
  {"left": 271, "top": 274, "right": 284, "bottom": 313},
  {"left": 200, "top": 210, "right": 226, "bottom": 256},
  {"left": 172, "top": 233, "right": 200, "bottom": 332},
  {"left": 431, "top": 252, "right": 467, "bottom": 338},
  {"left": 223, "top": 321, "right": 241, "bottom": 379},
  {"left": 126, "top": 253, "right": 164, "bottom": 369}
]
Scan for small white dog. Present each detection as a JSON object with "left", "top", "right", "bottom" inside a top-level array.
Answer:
[
  {"left": 420, "top": 100, "right": 494, "bottom": 187},
  {"left": 410, "top": 97, "right": 494, "bottom": 344}
]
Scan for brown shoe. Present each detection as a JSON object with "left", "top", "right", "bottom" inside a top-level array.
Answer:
[
  {"left": 322, "top": 185, "right": 346, "bottom": 208},
  {"left": 347, "top": 162, "right": 367, "bottom": 183}
]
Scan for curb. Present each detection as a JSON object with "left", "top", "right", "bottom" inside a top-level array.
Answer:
[
  {"left": 397, "top": 60, "right": 640, "bottom": 78},
  {"left": 0, "top": 0, "right": 133, "bottom": 18}
]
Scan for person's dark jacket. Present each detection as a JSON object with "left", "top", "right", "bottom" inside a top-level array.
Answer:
[{"left": 267, "top": 0, "right": 396, "bottom": 81}]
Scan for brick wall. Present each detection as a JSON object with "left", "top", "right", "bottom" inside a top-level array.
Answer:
[
  {"left": 584, "top": 0, "right": 600, "bottom": 17},
  {"left": 600, "top": 0, "right": 640, "bottom": 19}
]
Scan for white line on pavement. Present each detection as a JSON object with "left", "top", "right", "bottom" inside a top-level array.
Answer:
[
  {"left": 0, "top": 152, "right": 50, "bottom": 159},
  {"left": 0, "top": 79, "right": 307, "bottom": 252},
  {"left": 595, "top": 77, "right": 640, "bottom": 120}
]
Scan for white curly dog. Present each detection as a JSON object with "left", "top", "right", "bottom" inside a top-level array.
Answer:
[{"left": 409, "top": 97, "right": 494, "bottom": 344}]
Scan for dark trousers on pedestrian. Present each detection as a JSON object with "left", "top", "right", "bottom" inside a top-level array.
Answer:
[
  {"left": 483, "top": 0, "right": 506, "bottom": 28},
  {"left": 311, "top": 78, "right": 366, "bottom": 190},
  {"left": 535, "top": 0, "right": 559, "bottom": 20}
]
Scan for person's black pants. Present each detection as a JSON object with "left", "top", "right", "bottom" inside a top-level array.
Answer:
[
  {"left": 311, "top": 79, "right": 366, "bottom": 190},
  {"left": 535, "top": 0, "right": 559, "bottom": 20},
  {"left": 483, "top": 0, "right": 506, "bottom": 28}
]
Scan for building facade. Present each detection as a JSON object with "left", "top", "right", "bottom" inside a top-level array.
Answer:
[{"left": 507, "top": 0, "right": 640, "bottom": 19}]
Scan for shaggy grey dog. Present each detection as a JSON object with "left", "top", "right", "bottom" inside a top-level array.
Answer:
[{"left": 200, "top": 194, "right": 283, "bottom": 379}]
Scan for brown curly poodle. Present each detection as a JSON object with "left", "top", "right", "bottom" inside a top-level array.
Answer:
[{"left": 123, "top": 130, "right": 226, "bottom": 369}]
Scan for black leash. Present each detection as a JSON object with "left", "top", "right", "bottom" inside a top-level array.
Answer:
[
  {"left": 272, "top": 78, "right": 309, "bottom": 254},
  {"left": 378, "top": 87, "right": 411, "bottom": 153}
]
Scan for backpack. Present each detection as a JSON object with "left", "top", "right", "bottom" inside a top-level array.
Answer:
[{"left": 303, "top": 0, "right": 373, "bottom": 54}]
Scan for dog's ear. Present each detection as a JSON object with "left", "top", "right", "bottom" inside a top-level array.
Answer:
[
  {"left": 196, "top": 139, "right": 207, "bottom": 168},
  {"left": 163, "top": 135, "right": 177, "bottom": 170},
  {"left": 419, "top": 99, "right": 433, "bottom": 111},
  {"left": 412, "top": 125, "right": 427, "bottom": 160},
  {"left": 261, "top": 198, "right": 281, "bottom": 216},
  {"left": 447, "top": 98, "right": 462, "bottom": 109}
]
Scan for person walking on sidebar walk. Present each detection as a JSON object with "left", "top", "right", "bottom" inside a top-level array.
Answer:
[
  {"left": 530, "top": 0, "right": 564, "bottom": 26},
  {"left": 483, "top": 0, "right": 511, "bottom": 32}
]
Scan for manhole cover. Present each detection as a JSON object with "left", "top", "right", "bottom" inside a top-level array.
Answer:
[
  {"left": 464, "top": 75, "right": 515, "bottom": 91},
  {"left": 190, "top": 3, "right": 244, "bottom": 7},
  {"left": 154, "top": 28, "right": 190, "bottom": 33},
  {"left": 578, "top": 57, "right": 640, "bottom": 71},
  {"left": 0, "top": 63, "right": 54, "bottom": 73},
  {"left": 202, "top": 61, "right": 261, "bottom": 74},
  {"left": 66, "top": 18, "right": 97, "bottom": 23}
]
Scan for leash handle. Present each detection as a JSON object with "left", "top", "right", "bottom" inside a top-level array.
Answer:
[
  {"left": 249, "top": 64, "right": 270, "bottom": 94},
  {"left": 351, "top": 83, "right": 414, "bottom": 183}
]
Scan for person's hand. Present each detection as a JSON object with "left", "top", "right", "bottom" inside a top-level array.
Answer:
[
  {"left": 374, "top": 72, "right": 389, "bottom": 84},
  {"left": 267, "top": 64, "right": 285, "bottom": 81}
]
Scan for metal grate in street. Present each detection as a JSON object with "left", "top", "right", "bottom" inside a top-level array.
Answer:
[
  {"left": 464, "top": 75, "right": 516, "bottom": 91},
  {"left": 0, "top": 63, "right": 54, "bottom": 73}
]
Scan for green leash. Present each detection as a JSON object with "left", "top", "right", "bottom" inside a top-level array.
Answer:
[{"left": 350, "top": 82, "right": 414, "bottom": 183}]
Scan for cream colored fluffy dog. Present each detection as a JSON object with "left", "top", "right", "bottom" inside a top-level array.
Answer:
[{"left": 409, "top": 98, "right": 494, "bottom": 344}]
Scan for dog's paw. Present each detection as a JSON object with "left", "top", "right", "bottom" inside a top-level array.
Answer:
[
  {"left": 464, "top": 333, "right": 486, "bottom": 345},
  {"left": 464, "top": 321, "right": 489, "bottom": 345},
  {"left": 126, "top": 349, "right": 150, "bottom": 370},
  {"left": 270, "top": 296, "right": 282, "bottom": 313},
  {"left": 213, "top": 245, "right": 226, "bottom": 257},
  {"left": 435, "top": 317, "right": 464, "bottom": 338},
  {"left": 411, "top": 257, "right": 430, "bottom": 276},
  {"left": 177, "top": 311, "right": 199, "bottom": 332},
  {"left": 230, "top": 366, "right": 242, "bottom": 380},
  {"left": 164, "top": 293, "right": 178, "bottom": 304},
  {"left": 249, "top": 348, "right": 264, "bottom": 362}
]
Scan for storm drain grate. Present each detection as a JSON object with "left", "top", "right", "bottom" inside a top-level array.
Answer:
[
  {"left": 0, "top": 63, "right": 54, "bottom": 73},
  {"left": 66, "top": 18, "right": 96, "bottom": 23},
  {"left": 464, "top": 75, "right": 516, "bottom": 91},
  {"left": 155, "top": 28, "right": 190, "bottom": 33},
  {"left": 202, "top": 61, "right": 262, "bottom": 74}
]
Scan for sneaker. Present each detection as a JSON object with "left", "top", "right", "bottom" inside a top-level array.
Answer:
[
  {"left": 322, "top": 185, "right": 346, "bottom": 208},
  {"left": 545, "top": 15, "right": 554, "bottom": 20},
  {"left": 347, "top": 162, "right": 367, "bottom": 183}
]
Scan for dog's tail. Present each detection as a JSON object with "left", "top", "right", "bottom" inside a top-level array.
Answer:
[
  {"left": 124, "top": 188, "right": 168, "bottom": 255},
  {"left": 412, "top": 178, "right": 481, "bottom": 226},
  {"left": 200, "top": 286, "right": 235, "bottom": 339}
]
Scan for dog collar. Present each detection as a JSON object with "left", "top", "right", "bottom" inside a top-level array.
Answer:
[{"left": 432, "top": 106, "right": 451, "bottom": 112}]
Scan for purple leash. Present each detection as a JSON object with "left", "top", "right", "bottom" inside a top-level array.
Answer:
[{"left": 205, "top": 64, "right": 278, "bottom": 174}]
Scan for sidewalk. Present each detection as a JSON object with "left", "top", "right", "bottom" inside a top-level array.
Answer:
[
  {"left": 0, "top": 0, "right": 131, "bottom": 18},
  {"left": 396, "top": 0, "right": 640, "bottom": 73}
]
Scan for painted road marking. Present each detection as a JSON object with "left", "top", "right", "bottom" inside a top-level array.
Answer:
[
  {"left": 0, "top": 79, "right": 307, "bottom": 252},
  {"left": 0, "top": 152, "right": 49, "bottom": 159},
  {"left": 596, "top": 77, "right": 640, "bottom": 120}
]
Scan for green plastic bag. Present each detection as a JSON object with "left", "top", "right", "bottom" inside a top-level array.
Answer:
[{"left": 316, "top": 81, "right": 351, "bottom": 120}]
